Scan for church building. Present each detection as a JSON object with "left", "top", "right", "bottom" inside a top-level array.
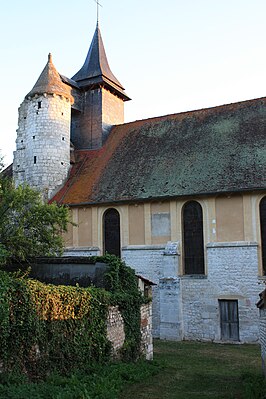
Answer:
[{"left": 13, "top": 22, "right": 266, "bottom": 342}]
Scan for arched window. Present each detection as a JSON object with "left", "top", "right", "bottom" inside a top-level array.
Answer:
[
  {"left": 182, "top": 201, "right": 205, "bottom": 274},
  {"left": 260, "top": 197, "right": 266, "bottom": 275},
  {"left": 103, "top": 208, "right": 121, "bottom": 257}
]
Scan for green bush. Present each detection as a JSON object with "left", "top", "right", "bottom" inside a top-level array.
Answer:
[{"left": 0, "top": 360, "right": 161, "bottom": 399}]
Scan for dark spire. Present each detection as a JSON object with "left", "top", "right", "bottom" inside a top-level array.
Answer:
[{"left": 72, "top": 24, "right": 130, "bottom": 101}]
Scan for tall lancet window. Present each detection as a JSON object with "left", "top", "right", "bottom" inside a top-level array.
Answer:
[
  {"left": 182, "top": 201, "right": 205, "bottom": 274},
  {"left": 103, "top": 209, "right": 121, "bottom": 258},
  {"left": 260, "top": 197, "right": 266, "bottom": 274}
]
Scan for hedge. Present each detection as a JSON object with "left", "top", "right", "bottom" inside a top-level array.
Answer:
[{"left": 0, "top": 255, "right": 144, "bottom": 378}]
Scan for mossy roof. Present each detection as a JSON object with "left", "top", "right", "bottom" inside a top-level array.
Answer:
[{"left": 53, "top": 97, "right": 266, "bottom": 205}]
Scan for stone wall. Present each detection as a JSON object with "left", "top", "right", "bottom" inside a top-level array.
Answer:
[
  {"left": 107, "top": 306, "right": 125, "bottom": 357},
  {"left": 140, "top": 303, "right": 153, "bottom": 360},
  {"left": 259, "top": 307, "right": 266, "bottom": 376},
  {"left": 13, "top": 93, "right": 71, "bottom": 199},
  {"left": 122, "top": 245, "right": 164, "bottom": 337},
  {"left": 106, "top": 304, "right": 153, "bottom": 360},
  {"left": 123, "top": 241, "right": 261, "bottom": 343},
  {"left": 203, "top": 242, "right": 259, "bottom": 342}
]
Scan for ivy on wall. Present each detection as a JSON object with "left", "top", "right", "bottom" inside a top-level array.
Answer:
[
  {"left": 96, "top": 254, "right": 144, "bottom": 361},
  {"left": 0, "top": 255, "right": 145, "bottom": 378}
]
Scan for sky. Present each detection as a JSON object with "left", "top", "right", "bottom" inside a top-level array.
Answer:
[{"left": 1, "top": 0, "right": 266, "bottom": 165}]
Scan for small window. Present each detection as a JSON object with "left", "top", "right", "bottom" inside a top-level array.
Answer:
[
  {"left": 33, "top": 136, "right": 35, "bottom": 139},
  {"left": 61, "top": 162, "right": 64, "bottom": 165},
  {"left": 62, "top": 137, "right": 65, "bottom": 141},
  {"left": 38, "top": 101, "right": 42, "bottom": 109},
  {"left": 21, "top": 140, "right": 23, "bottom": 143},
  {"left": 260, "top": 197, "right": 266, "bottom": 274},
  {"left": 24, "top": 116, "right": 26, "bottom": 120},
  {"left": 182, "top": 201, "right": 204, "bottom": 274},
  {"left": 34, "top": 156, "right": 37, "bottom": 164},
  {"left": 61, "top": 112, "right": 64, "bottom": 116}
]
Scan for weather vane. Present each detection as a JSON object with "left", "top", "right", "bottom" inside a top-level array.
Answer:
[{"left": 94, "top": 0, "right": 103, "bottom": 23}]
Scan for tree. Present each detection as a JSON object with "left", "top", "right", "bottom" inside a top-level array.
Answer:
[{"left": 0, "top": 178, "right": 69, "bottom": 266}]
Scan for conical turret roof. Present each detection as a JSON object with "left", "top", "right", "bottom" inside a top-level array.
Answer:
[
  {"left": 72, "top": 24, "right": 130, "bottom": 101},
  {"left": 27, "top": 54, "right": 73, "bottom": 102}
]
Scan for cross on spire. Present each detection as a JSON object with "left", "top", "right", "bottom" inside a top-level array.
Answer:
[{"left": 94, "top": 0, "right": 102, "bottom": 23}]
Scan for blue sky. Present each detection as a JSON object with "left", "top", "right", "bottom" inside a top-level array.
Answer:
[{"left": 1, "top": 0, "right": 266, "bottom": 165}]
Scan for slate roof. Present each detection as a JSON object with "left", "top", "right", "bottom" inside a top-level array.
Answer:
[
  {"left": 27, "top": 54, "right": 73, "bottom": 102},
  {"left": 0, "top": 164, "right": 13, "bottom": 178},
  {"left": 71, "top": 23, "right": 130, "bottom": 101},
  {"left": 53, "top": 96, "right": 266, "bottom": 205}
]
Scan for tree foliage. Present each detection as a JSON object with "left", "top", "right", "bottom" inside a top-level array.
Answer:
[{"left": 0, "top": 178, "right": 69, "bottom": 265}]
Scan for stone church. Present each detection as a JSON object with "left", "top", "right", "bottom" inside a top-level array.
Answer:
[{"left": 12, "top": 23, "right": 266, "bottom": 342}]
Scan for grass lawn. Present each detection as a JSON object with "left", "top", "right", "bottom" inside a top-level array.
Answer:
[
  {"left": 0, "top": 340, "right": 264, "bottom": 398},
  {"left": 120, "top": 340, "right": 265, "bottom": 399}
]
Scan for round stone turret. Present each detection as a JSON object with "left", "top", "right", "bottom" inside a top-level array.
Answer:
[{"left": 13, "top": 54, "right": 74, "bottom": 200}]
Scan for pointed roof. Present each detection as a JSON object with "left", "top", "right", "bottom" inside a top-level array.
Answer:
[
  {"left": 72, "top": 24, "right": 130, "bottom": 101},
  {"left": 27, "top": 54, "right": 73, "bottom": 102}
]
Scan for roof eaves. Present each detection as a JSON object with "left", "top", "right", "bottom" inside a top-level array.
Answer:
[{"left": 61, "top": 187, "right": 266, "bottom": 207}]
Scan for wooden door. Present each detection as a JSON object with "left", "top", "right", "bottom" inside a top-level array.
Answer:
[{"left": 219, "top": 300, "right": 239, "bottom": 341}]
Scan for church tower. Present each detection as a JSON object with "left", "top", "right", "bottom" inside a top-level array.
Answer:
[
  {"left": 13, "top": 22, "right": 130, "bottom": 198},
  {"left": 71, "top": 23, "right": 130, "bottom": 149},
  {"left": 13, "top": 54, "right": 74, "bottom": 199}
]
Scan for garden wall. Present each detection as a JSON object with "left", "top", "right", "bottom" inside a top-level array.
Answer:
[
  {"left": 107, "top": 303, "right": 153, "bottom": 361},
  {"left": 1, "top": 256, "right": 153, "bottom": 378}
]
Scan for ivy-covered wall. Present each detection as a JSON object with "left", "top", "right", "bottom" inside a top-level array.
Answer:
[{"left": 0, "top": 256, "right": 151, "bottom": 378}]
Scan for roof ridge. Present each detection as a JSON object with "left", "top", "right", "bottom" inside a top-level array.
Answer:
[{"left": 120, "top": 96, "right": 266, "bottom": 128}]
